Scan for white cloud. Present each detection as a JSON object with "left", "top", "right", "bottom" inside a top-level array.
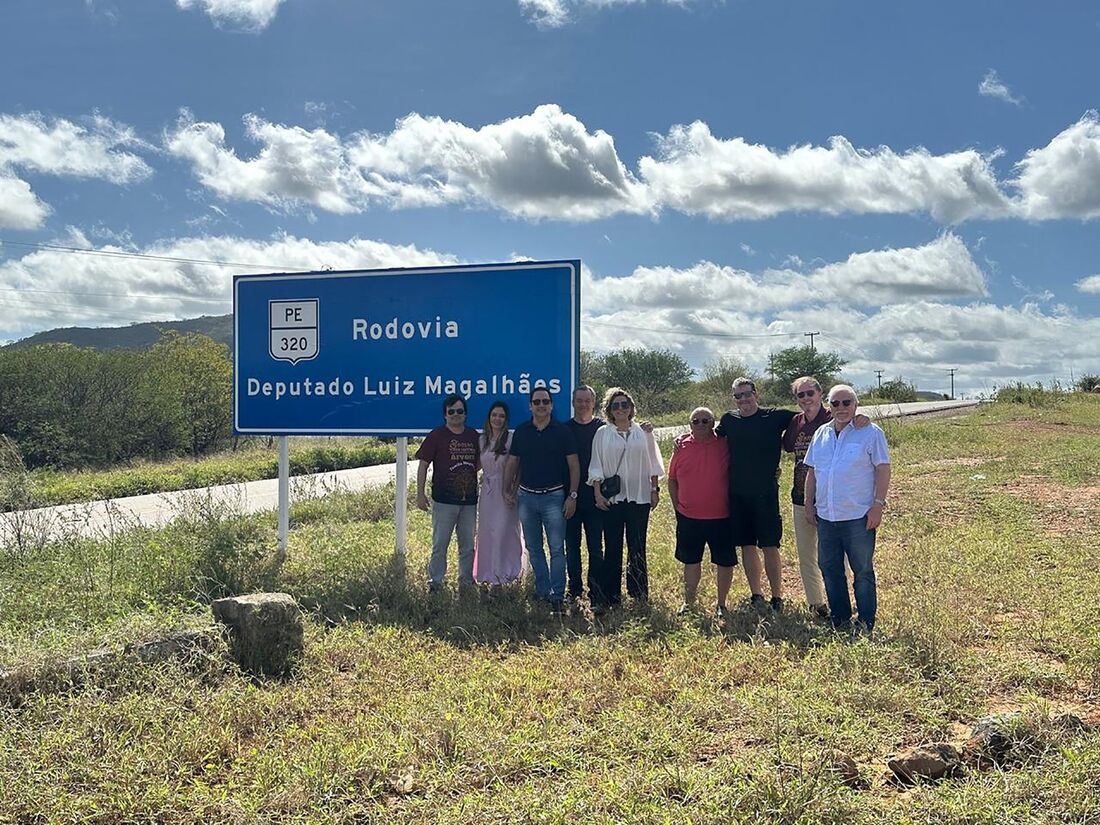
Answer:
[
  {"left": 519, "top": 0, "right": 570, "bottom": 28},
  {"left": 164, "top": 107, "right": 1100, "bottom": 225},
  {"left": 585, "top": 235, "right": 986, "bottom": 314},
  {"left": 1077, "top": 274, "right": 1100, "bottom": 294},
  {"left": 639, "top": 122, "right": 1011, "bottom": 223},
  {"left": 0, "top": 113, "right": 151, "bottom": 182},
  {"left": 176, "top": 0, "right": 287, "bottom": 30},
  {"left": 978, "top": 69, "right": 1023, "bottom": 106},
  {"left": 1013, "top": 112, "right": 1100, "bottom": 220},
  {"left": 580, "top": 236, "right": 1099, "bottom": 392},
  {"left": 166, "top": 105, "right": 650, "bottom": 220},
  {"left": 0, "top": 173, "right": 50, "bottom": 230},
  {"left": 0, "top": 113, "right": 151, "bottom": 230},
  {"left": 0, "top": 233, "right": 456, "bottom": 340},
  {"left": 518, "top": 0, "right": 690, "bottom": 28}
]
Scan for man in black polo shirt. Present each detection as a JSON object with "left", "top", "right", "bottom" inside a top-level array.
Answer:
[
  {"left": 504, "top": 386, "right": 580, "bottom": 614},
  {"left": 716, "top": 377, "right": 796, "bottom": 612},
  {"left": 565, "top": 384, "right": 604, "bottom": 606}
]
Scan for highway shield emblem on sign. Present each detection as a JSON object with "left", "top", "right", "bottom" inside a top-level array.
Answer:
[{"left": 269, "top": 299, "right": 319, "bottom": 364}]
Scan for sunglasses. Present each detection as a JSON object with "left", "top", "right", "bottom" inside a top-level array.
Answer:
[
  {"left": 610, "top": 400, "right": 633, "bottom": 410},
  {"left": 691, "top": 417, "right": 713, "bottom": 425},
  {"left": 446, "top": 407, "right": 466, "bottom": 415},
  {"left": 796, "top": 389, "right": 818, "bottom": 398},
  {"left": 531, "top": 398, "right": 552, "bottom": 406},
  {"left": 829, "top": 398, "right": 854, "bottom": 408},
  {"left": 733, "top": 391, "right": 754, "bottom": 400}
]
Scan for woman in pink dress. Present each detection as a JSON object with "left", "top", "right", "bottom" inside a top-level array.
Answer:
[{"left": 474, "top": 400, "right": 525, "bottom": 584}]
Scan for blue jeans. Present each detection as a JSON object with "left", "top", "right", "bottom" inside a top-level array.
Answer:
[
  {"left": 817, "top": 515, "right": 877, "bottom": 631},
  {"left": 518, "top": 489, "right": 567, "bottom": 602}
]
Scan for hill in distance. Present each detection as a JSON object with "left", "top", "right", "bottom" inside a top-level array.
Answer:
[{"left": 7, "top": 314, "right": 232, "bottom": 351}]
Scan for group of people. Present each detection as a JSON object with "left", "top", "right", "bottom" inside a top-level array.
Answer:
[{"left": 416, "top": 375, "right": 891, "bottom": 633}]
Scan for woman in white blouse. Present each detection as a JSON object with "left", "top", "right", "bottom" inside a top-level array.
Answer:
[{"left": 589, "top": 387, "right": 665, "bottom": 606}]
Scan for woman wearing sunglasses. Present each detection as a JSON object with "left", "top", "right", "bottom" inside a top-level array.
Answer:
[{"left": 588, "top": 387, "right": 665, "bottom": 608}]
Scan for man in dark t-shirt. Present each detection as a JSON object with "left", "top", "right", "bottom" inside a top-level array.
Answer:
[
  {"left": 715, "top": 378, "right": 796, "bottom": 612},
  {"left": 565, "top": 385, "right": 605, "bottom": 605},
  {"left": 504, "top": 387, "right": 580, "bottom": 614},
  {"left": 416, "top": 393, "right": 481, "bottom": 592}
]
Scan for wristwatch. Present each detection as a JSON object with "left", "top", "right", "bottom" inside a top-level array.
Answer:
[
  {"left": 873, "top": 498, "right": 887, "bottom": 507},
  {"left": 568, "top": 490, "right": 578, "bottom": 500}
]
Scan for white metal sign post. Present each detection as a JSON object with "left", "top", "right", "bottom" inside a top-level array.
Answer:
[
  {"left": 395, "top": 437, "right": 408, "bottom": 558},
  {"left": 277, "top": 436, "right": 290, "bottom": 557}
]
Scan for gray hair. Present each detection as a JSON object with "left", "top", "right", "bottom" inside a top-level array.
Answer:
[
  {"left": 791, "top": 375, "right": 821, "bottom": 393},
  {"left": 731, "top": 377, "right": 756, "bottom": 393},
  {"left": 572, "top": 384, "right": 597, "bottom": 402},
  {"left": 827, "top": 384, "right": 859, "bottom": 403}
]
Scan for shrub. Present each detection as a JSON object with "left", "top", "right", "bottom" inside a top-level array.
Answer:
[{"left": 995, "top": 381, "right": 1069, "bottom": 407}]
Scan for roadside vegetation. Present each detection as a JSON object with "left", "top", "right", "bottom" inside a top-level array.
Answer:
[{"left": 2, "top": 394, "right": 1098, "bottom": 821}]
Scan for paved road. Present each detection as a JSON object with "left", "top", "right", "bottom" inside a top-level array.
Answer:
[{"left": 1, "top": 399, "right": 978, "bottom": 541}]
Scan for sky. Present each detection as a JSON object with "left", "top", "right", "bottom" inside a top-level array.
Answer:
[{"left": 1, "top": 0, "right": 1099, "bottom": 397}]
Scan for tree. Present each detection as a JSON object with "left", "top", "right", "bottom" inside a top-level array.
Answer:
[
  {"left": 145, "top": 332, "right": 233, "bottom": 456},
  {"left": 869, "top": 378, "right": 918, "bottom": 403},
  {"left": 696, "top": 355, "right": 755, "bottom": 411},
  {"left": 598, "top": 347, "right": 694, "bottom": 412},
  {"left": 766, "top": 345, "right": 847, "bottom": 390}
]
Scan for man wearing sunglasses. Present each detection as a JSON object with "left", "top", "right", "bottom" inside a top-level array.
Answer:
[
  {"left": 416, "top": 393, "right": 482, "bottom": 593},
  {"left": 781, "top": 376, "right": 833, "bottom": 618},
  {"left": 504, "top": 387, "right": 581, "bottom": 615},
  {"left": 715, "top": 377, "right": 799, "bottom": 613},
  {"left": 803, "top": 385, "right": 891, "bottom": 636},
  {"left": 667, "top": 407, "right": 736, "bottom": 617}
]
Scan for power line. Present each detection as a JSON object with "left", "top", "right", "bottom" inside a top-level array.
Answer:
[
  {"left": 0, "top": 238, "right": 297, "bottom": 271},
  {"left": 584, "top": 320, "right": 802, "bottom": 341}
]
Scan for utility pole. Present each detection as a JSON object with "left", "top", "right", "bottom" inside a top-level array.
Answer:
[
  {"left": 874, "top": 369, "right": 884, "bottom": 389},
  {"left": 804, "top": 331, "right": 820, "bottom": 352},
  {"left": 947, "top": 368, "right": 957, "bottom": 400}
]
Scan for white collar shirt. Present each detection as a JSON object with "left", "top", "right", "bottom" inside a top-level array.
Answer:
[
  {"left": 587, "top": 422, "right": 665, "bottom": 504},
  {"left": 804, "top": 421, "right": 890, "bottom": 522}
]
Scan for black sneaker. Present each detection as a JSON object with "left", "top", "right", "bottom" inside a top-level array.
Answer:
[
  {"left": 548, "top": 600, "right": 564, "bottom": 617},
  {"left": 749, "top": 593, "right": 767, "bottom": 611},
  {"left": 677, "top": 601, "right": 695, "bottom": 616},
  {"left": 811, "top": 603, "right": 831, "bottom": 620},
  {"left": 770, "top": 597, "right": 784, "bottom": 614},
  {"left": 714, "top": 603, "right": 727, "bottom": 620}
]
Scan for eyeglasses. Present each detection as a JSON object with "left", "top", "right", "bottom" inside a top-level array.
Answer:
[
  {"left": 796, "top": 389, "right": 818, "bottom": 398},
  {"left": 829, "top": 398, "right": 854, "bottom": 408},
  {"left": 446, "top": 407, "right": 466, "bottom": 415},
  {"left": 610, "top": 400, "right": 633, "bottom": 410},
  {"left": 690, "top": 417, "right": 713, "bottom": 425},
  {"left": 531, "top": 398, "right": 552, "bottom": 406},
  {"left": 733, "top": 391, "right": 754, "bottom": 400}
]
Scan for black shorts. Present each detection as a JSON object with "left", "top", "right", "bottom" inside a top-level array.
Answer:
[
  {"left": 675, "top": 512, "right": 737, "bottom": 567},
  {"left": 729, "top": 488, "right": 782, "bottom": 548}
]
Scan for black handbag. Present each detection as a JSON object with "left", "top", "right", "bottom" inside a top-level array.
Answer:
[{"left": 598, "top": 429, "right": 630, "bottom": 499}]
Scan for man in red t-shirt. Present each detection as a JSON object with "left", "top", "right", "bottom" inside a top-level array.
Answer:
[
  {"left": 667, "top": 407, "right": 736, "bottom": 617},
  {"left": 416, "top": 393, "right": 481, "bottom": 592}
]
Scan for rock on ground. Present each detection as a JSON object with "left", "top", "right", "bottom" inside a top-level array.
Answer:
[{"left": 212, "top": 592, "right": 304, "bottom": 678}]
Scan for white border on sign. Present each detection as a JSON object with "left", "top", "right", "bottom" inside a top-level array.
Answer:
[{"left": 233, "top": 261, "right": 579, "bottom": 435}]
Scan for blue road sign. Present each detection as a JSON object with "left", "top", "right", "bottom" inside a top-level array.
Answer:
[{"left": 233, "top": 260, "right": 580, "bottom": 435}]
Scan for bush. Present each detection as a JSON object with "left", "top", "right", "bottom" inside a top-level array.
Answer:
[
  {"left": 1075, "top": 374, "right": 1100, "bottom": 393},
  {"left": 995, "top": 381, "right": 1069, "bottom": 407}
]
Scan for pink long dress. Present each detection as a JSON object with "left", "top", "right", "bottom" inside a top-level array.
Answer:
[{"left": 474, "top": 432, "right": 525, "bottom": 583}]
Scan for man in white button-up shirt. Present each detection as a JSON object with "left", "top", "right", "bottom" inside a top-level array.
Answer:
[{"left": 803, "top": 384, "right": 891, "bottom": 635}]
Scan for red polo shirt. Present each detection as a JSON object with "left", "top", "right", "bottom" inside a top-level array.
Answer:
[{"left": 668, "top": 433, "right": 729, "bottom": 519}]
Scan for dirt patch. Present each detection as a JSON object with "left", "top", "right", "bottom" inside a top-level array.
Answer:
[
  {"left": 910, "top": 456, "right": 1006, "bottom": 470},
  {"left": 1000, "top": 477, "right": 1100, "bottom": 536}
]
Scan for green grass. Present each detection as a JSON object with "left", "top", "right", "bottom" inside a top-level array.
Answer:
[
  {"left": 2, "top": 395, "right": 1099, "bottom": 822},
  {"left": 15, "top": 438, "right": 404, "bottom": 510}
]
